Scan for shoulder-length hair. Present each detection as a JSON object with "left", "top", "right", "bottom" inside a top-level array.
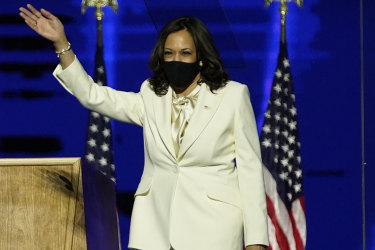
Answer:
[{"left": 148, "top": 17, "right": 229, "bottom": 96}]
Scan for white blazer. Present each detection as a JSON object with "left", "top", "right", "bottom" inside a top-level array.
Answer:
[{"left": 53, "top": 57, "right": 269, "bottom": 250}]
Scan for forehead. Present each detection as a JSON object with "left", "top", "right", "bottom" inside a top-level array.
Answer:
[{"left": 164, "top": 29, "right": 196, "bottom": 49}]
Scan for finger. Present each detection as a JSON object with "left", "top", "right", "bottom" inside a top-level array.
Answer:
[
  {"left": 27, "top": 4, "right": 42, "bottom": 18},
  {"left": 24, "top": 18, "right": 39, "bottom": 33},
  {"left": 40, "top": 9, "right": 55, "bottom": 20},
  {"left": 19, "top": 12, "right": 38, "bottom": 27},
  {"left": 19, "top": 7, "right": 38, "bottom": 21}
]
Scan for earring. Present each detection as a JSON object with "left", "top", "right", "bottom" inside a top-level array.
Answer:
[{"left": 199, "top": 61, "right": 203, "bottom": 67}]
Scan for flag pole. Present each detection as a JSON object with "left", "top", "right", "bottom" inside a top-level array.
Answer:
[
  {"left": 261, "top": 1, "right": 306, "bottom": 249},
  {"left": 280, "top": 0, "right": 287, "bottom": 44},
  {"left": 81, "top": 0, "right": 118, "bottom": 179},
  {"left": 81, "top": 0, "right": 118, "bottom": 46},
  {"left": 80, "top": 1, "right": 121, "bottom": 250},
  {"left": 265, "top": 0, "right": 303, "bottom": 44},
  {"left": 95, "top": 7, "right": 104, "bottom": 48}
]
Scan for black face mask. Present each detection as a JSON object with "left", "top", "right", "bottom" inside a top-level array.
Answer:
[{"left": 163, "top": 61, "right": 200, "bottom": 92}]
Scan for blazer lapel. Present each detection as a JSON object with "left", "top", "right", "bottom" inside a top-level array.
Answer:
[
  {"left": 152, "top": 87, "right": 176, "bottom": 160},
  {"left": 178, "top": 83, "right": 224, "bottom": 160}
]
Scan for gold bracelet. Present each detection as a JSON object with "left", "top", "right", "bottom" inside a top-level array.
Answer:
[{"left": 55, "top": 42, "right": 71, "bottom": 58}]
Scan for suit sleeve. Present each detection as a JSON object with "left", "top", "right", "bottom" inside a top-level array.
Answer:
[
  {"left": 53, "top": 56, "right": 144, "bottom": 126},
  {"left": 234, "top": 85, "right": 269, "bottom": 246}
]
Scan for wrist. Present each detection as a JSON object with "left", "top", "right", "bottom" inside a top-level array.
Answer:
[
  {"left": 55, "top": 41, "right": 71, "bottom": 58},
  {"left": 53, "top": 37, "right": 69, "bottom": 51}
]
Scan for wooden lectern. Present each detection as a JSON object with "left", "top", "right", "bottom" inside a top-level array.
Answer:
[{"left": 0, "top": 158, "right": 120, "bottom": 250}]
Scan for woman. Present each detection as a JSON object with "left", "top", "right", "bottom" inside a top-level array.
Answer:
[{"left": 19, "top": 4, "right": 269, "bottom": 250}]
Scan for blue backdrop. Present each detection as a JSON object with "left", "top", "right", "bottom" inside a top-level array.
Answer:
[{"left": 0, "top": 0, "right": 373, "bottom": 249}]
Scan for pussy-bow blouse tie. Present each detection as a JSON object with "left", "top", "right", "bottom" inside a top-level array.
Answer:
[{"left": 171, "top": 85, "right": 201, "bottom": 156}]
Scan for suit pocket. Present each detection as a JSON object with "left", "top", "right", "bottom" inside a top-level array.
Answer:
[
  {"left": 206, "top": 184, "right": 242, "bottom": 209},
  {"left": 134, "top": 176, "right": 153, "bottom": 197}
]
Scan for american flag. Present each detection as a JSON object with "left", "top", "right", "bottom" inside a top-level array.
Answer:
[
  {"left": 84, "top": 41, "right": 116, "bottom": 183},
  {"left": 260, "top": 42, "right": 306, "bottom": 250}
]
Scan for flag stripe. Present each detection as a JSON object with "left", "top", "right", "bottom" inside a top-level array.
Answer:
[
  {"left": 266, "top": 195, "right": 291, "bottom": 250},
  {"left": 264, "top": 167, "right": 296, "bottom": 250},
  {"left": 288, "top": 210, "right": 304, "bottom": 250},
  {"left": 299, "top": 196, "right": 306, "bottom": 214},
  {"left": 292, "top": 198, "right": 307, "bottom": 247},
  {"left": 267, "top": 214, "right": 279, "bottom": 250}
]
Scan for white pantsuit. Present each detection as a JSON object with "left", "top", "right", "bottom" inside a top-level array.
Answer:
[{"left": 53, "top": 57, "right": 269, "bottom": 250}]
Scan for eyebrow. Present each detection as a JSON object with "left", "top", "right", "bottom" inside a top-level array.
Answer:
[{"left": 164, "top": 48, "right": 193, "bottom": 51}]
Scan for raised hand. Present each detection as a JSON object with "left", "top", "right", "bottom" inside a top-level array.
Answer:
[
  {"left": 19, "top": 4, "right": 67, "bottom": 45},
  {"left": 19, "top": 4, "right": 74, "bottom": 68}
]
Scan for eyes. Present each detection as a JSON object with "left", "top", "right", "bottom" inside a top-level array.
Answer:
[{"left": 164, "top": 50, "right": 193, "bottom": 57}]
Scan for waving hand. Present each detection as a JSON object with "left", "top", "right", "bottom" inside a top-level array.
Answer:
[
  {"left": 19, "top": 4, "right": 66, "bottom": 43},
  {"left": 19, "top": 4, "right": 74, "bottom": 68}
]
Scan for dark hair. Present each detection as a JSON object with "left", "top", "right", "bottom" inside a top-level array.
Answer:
[{"left": 148, "top": 17, "right": 229, "bottom": 95}]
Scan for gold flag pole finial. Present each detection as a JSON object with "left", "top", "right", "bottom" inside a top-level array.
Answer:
[
  {"left": 81, "top": 0, "right": 118, "bottom": 47},
  {"left": 265, "top": 0, "right": 303, "bottom": 44},
  {"left": 265, "top": 0, "right": 303, "bottom": 8},
  {"left": 81, "top": 0, "right": 118, "bottom": 20}
]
